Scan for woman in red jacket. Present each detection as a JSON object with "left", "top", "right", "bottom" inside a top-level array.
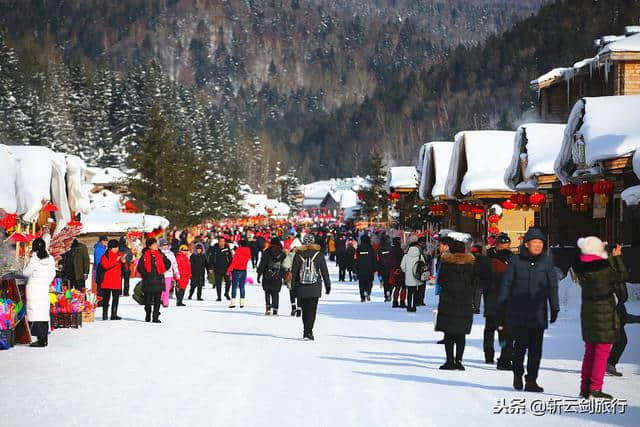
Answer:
[
  {"left": 175, "top": 245, "right": 192, "bottom": 306},
  {"left": 100, "top": 239, "right": 124, "bottom": 320},
  {"left": 227, "top": 240, "right": 251, "bottom": 308}
]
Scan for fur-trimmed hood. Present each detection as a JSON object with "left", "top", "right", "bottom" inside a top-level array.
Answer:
[
  {"left": 296, "top": 244, "right": 321, "bottom": 252},
  {"left": 441, "top": 252, "right": 475, "bottom": 265}
]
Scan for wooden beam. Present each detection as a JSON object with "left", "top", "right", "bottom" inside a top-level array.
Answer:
[
  {"left": 602, "top": 156, "right": 632, "bottom": 171},
  {"left": 469, "top": 191, "right": 514, "bottom": 199}
]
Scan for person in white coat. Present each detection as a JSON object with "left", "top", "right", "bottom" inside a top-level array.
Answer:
[
  {"left": 401, "top": 244, "right": 423, "bottom": 313},
  {"left": 23, "top": 238, "right": 56, "bottom": 347}
]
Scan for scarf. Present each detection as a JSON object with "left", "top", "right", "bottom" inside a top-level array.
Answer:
[
  {"left": 144, "top": 249, "right": 166, "bottom": 275},
  {"left": 580, "top": 254, "right": 605, "bottom": 263}
]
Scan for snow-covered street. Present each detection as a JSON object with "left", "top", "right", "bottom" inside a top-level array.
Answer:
[{"left": 3, "top": 261, "right": 640, "bottom": 427}]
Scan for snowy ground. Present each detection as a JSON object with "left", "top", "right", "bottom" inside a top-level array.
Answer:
[{"left": 3, "top": 261, "right": 640, "bottom": 427}]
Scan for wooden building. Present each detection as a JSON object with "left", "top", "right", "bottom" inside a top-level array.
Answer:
[{"left": 531, "top": 28, "right": 640, "bottom": 122}]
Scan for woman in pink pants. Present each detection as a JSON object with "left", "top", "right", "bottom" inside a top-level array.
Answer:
[
  {"left": 573, "top": 237, "right": 627, "bottom": 400},
  {"left": 160, "top": 238, "right": 180, "bottom": 307}
]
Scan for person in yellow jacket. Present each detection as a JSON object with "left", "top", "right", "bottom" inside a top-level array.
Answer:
[{"left": 328, "top": 235, "right": 337, "bottom": 262}]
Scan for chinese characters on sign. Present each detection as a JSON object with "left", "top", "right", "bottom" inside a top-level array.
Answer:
[{"left": 492, "top": 398, "right": 628, "bottom": 416}]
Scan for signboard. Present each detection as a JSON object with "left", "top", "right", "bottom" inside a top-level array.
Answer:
[{"left": 593, "top": 196, "right": 606, "bottom": 219}]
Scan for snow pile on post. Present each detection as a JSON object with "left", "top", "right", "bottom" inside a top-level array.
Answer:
[
  {"left": 555, "top": 95, "right": 640, "bottom": 183},
  {"left": 505, "top": 123, "right": 566, "bottom": 189},
  {"left": 419, "top": 141, "right": 454, "bottom": 200},
  {"left": 386, "top": 166, "right": 418, "bottom": 191},
  {"left": 0, "top": 145, "right": 18, "bottom": 214},
  {"left": 445, "top": 130, "right": 516, "bottom": 198}
]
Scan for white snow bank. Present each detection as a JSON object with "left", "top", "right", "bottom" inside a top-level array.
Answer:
[
  {"left": 445, "top": 130, "right": 516, "bottom": 197},
  {"left": 89, "top": 189, "right": 122, "bottom": 213},
  {"left": 599, "top": 32, "right": 640, "bottom": 54},
  {"left": 86, "top": 167, "right": 128, "bottom": 186},
  {"left": 0, "top": 145, "right": 18, "bottom": 214},
  {"left": 82, "top": 211, "right": 169, "bottom": 234},
  {"left": 505, "top": 123, "right": 566, "bottom": 189},
  {"left": 555, "top": 95, "right": 640, "bottom": 183},
  {"left": 387, "top": 166, "right": 418, "bottom": 191},
  {"left": 418, "top": 141, "right": 454, "bottom": 200},
  {"left": 621, "top": 185, "right": 640, "bottom": 205}
]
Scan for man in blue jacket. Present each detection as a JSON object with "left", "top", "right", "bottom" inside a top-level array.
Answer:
[{"left": 497, "top": 228, "right": 559, "bottom": 393}]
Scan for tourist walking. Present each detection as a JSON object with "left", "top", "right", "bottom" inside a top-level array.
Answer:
[
  {"left": 23, "top": 238, "right": 56, "bottom": 347},
  {"left": 138, "top": 238, "right": 171, "bottom": 323},
  {"left": 189, "top": 243, "right": 207, "bottom": 301},
  {"left": 207, "top": 236, "right": 233, "bottom": 301},
  {"left": 160, "top": 238, "right": 179, "bottom": 307},
  {"left": 99, "top": 239, "right": 125, "bottom": 320},
  {"left": 175, "top": 245, "right": 192, "bottom": 306},
  {"left": 227, "top": 240, "right": 251, "bottom": 308},
  {"left": 257, "top": 237, "right": 286, "bottom": 315}
]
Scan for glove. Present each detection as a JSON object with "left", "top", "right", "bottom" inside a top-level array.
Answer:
[{"left": 550, "top": 310, "right": 559, "bottom": 324}]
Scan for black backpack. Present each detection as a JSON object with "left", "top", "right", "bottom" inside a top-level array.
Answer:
[
  {"left": 265, "top": 252, "right": 285, "bottom": 280},
  {"left": 412, "top": 254, "right": 429, "bottom": 282}
]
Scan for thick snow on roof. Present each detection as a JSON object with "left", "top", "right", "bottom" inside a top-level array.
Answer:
[
  {"left": 530, "top": 67, "right": 572, "bottom": 86},
  {"left": 555, "top": 95, "right": 640, "bottom": 183},
  {"left": 418, "top": 141, "right": 454, "bottom": 200},
  {"left": 599, "top": 32, "right": 640, "bottom": 54},
  {"left": 241, "top": 193, "right": 290, "bottom": 217},
  {"left": 505, "top": 123, "right": 566, "bottom": 188},
  {"left": 634, "top": 150, "right": 640, "bottom": 179},
  {"left": 82, "top": 211, "right": 169, "bottom": 234},
  {"left": 89, "top": 189, "right": 122, "bottom": 213},
  {"left": 622, "top": 185, "right": 640, "bottom": 206},
  {"left": 0, "top": 145, "right": 18, "bottom": 214},
  {"left": 302, "top": 177, "right": 367, "bottom": 207},
  {"left": 86, "top": 167, "right": 128, "bottom": 186},
  {"left": 445, "top": 131, "right": 516, "bottom": 197},
  {"left": 387, "top": 166, "right": 418, "bottom": 190}
]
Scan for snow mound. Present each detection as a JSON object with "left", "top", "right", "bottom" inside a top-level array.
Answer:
[
  {"left": 82, "top": 211, "right": 169, "bottom": 234},
  {"left": 86, "top": 167, "right": 128, "bottom": 186},
  {"left": 65, "top": 154, "right": 91, "bottom": 215},
  {"left": 0, "top": 145, "right": 18, "bottom": 214},
  {"left": 418, "top": 141, "right": 454, "bottom": 200},
  {"left": 555, "top": 95, "right": 640, "bottom": 183},
  {"left": 598, "top": 32, "right": 640, "bottom": 54},
  {"left": 445, "top": 130, "right": 516, "bottom": 197},
  {"left": 505, "top": 123, "right": 566, "bottom": 189},
  {"left": 621, "top": 185, "right": 640, "bottom": 206}
]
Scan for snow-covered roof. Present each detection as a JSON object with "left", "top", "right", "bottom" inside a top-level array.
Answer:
[
  {"left": 86, "top": 167, "right": 128, "bottom": 186},
  {"left": 302, "top": 177, "right": 367, "bottom": 207},
  {"left": 0, "top": 145, "right": 18, "bottom": 214},
  {"left": 530, "top": 67, "right": 572, "bottom": 86},
  {"left": 241, "top": 193, "right": 290, "bottom": 217},
  {"left": 555, "top": 95, "right": 640, "bottom": 183},
  {"left": 89, "top": 189, "right": 122, "bottom": 213},
  {"left": 599, "top": 32, "right": 640, "bottom": 55},
  {"left": 418, "top": 141, "right": 454, "bottom": 200},
  {"left": 386, "top": 166, "right": 418, "bottom": 191},
  {"left": 445, "top": 131, "right": 516, "bottom": 197},
  {"left": 505, "top": 123, "right": 566, "bottom": 189},
  {"left": 82, "top": 211, "right": 169, "bottom": 234}
]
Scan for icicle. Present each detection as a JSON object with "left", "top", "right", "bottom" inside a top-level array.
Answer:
[{"left": 604, "top": 59, "right": 610, "bottom": 84}]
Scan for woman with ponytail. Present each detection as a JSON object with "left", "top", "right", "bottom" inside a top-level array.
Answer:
[{"left": 23, "top": 238, "right": 56, "bottom": 347}]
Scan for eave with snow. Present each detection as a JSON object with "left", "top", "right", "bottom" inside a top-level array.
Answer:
[
  {"left": 505, "top": 123, "right": 566, "bottom": 190},
  {"left": 418, "top": 141, "right": 454, "bottom": 201},
  {"left": 386, "top": 166, "right": 418, "bottom": 193},
  {"left": 554, "top": 95, "right": 640, "bottom": 184},
  {"left": 444, "top": 130, "right": 516, "bottom": 199}
]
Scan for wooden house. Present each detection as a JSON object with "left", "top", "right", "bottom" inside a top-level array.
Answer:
[{"left": 531, "top": 28, "right": 640, "bottom": 122}]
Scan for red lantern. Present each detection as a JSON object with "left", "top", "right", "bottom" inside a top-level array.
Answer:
[
  {"left": 488, "top": 214, "right": 500, "bottom": 224},
  {"left": 576, "top": 182, "right": 593, "bottom": 205},
  {"left": 560, "top": 183, "right": 576, "bottom": 204},
  {"left": 389, "top": 192, "right": 400, "bottom": 201},
  {"left": 42, "top": 202, "right": 58, "bottom": 212},
  {"left": 528, "top": 193, "right": 546, "bottom": 212},
  {"left": 0, "top": 213, "right": 17, "bottom": 230},
  {"left": 472, "top": 205, "right": 484, "bottom": 220},
  {"left": 488, "top": 226, "right": 500, "bottom": 235},
  {"left": 501, "top": 200, "right": 515, "bottom": 210},
  {"left": 357, "top": 193, "right": 364, "bottom": 200},
  {"left": 124, "top": 200, "right": 140, "bottom": 212},
  {"left": 593, "top": 179, "right": 615, "bottom": 204}
]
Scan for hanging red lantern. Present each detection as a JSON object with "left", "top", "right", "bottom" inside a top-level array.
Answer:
[
  {"left": 389, "top": 192, "right": 400, "bottom": 201},
  {"left": 528, "top": 193, "right": 547, "bottom": 212},
  {"left": 42, "top": 202, "right": 58, "bottom": 212},
  {"left": 576, "top": 182, "right": 593, "bottom": 205},
  {"left": 560, "top": 183, "right": 577, "bottom": 204},
  {"left": 593, "top": 179, "right": 615, "bottom": 204},
  {"left": 472, "top": 205, "right": 485, "bottom": 220},
  {"left": 488, "top": 226, "right": 500, "bottom": 235},
  {"left": 0, "top": 213, "right": 17, "bottom": 230},
  {"left": 501, "top": 200, "right": 516, "bottom": 210},
  {"left": 488, "top": 214, "right": 500, "bottom": 224}
]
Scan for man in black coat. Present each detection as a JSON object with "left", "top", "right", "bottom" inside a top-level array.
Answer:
[
  {"left": 378, "top": 235, "right": 395, "bottom": 302},
  {"left": 189, "top": 243, "right": 208, "bottom": 301},
  {"left": 483, "top": 234, "right": 513, "bottom": 368},
  {"left": 497, "top": 228, "right": 559, "bottom": 393},
  {"left": 207, "top": 237, "right": 233, "bottom": 301},
  {"left": 355, "top": 235, "right": 377, "bottom": 302},
  {"left": 291, "top": 234, "right": 331, "bottom": 340}
]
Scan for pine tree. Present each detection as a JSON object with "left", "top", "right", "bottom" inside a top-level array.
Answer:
[
  {"left": 278, "top": 166, "right": 302, "bottom": 214},
  {"left": 0, "top": 32, "right": 31, "bottom": 144},
  {"left": 359, "top": 151, "right": 389, "bottom": 221}
]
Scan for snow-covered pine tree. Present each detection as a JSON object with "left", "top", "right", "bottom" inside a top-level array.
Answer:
[
  {"left": 359, "top": 151, "right": 389, "bottom": 221},
  {"left": 279, "top": 166, "right": 302, "bottom": 215},
  {"left": 0, "top": 32, "right": 31, "bottom": 145}
]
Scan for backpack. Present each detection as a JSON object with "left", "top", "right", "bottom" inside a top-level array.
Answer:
[
  {"left": 412, "top": 254, "right": 429, "bottom": 283},
  {"left": 265, "top": 253, "right": 285, "bottom": 281},
  {"left": 298, "top": 252, "right": 320, "bottom": 285},
  {"left": 95, "top": 262, "right": 106, "bottom": 286}
]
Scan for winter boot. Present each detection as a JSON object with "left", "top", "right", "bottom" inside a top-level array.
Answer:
[
  {"left": 455, "top": 360, "right": 465, "bottom": 371},
  {"left": 392, "top": 301, "right": 399, "bottom": 308},
  {"left": 606, "top": 364, "right": 622, "bottom": 377},
  {"left": 590, "top": 390, "right": 613, "bottom": 399},
  {"left": 399, "top": 301, "right": 406, "bottom": 308},
  {"left": 513, "top": 374, "right": 523, "bottom": 391},
  {"left": 229, "top": 299, "right": 237, "bottom": 308},
  {"left": 224, "top": 292, "right": 231, "bottom": 301},
  {"left": 145, "top": 310, "right": 151, "bottom": 322},
  {"left": 439, "top": 360, "right": 456, "bottom": 370},
  {"left": 496, "top": 360, "right": 512, "bottom": 371},
  {"left": 240, "top": 298, "right": 245, "bottom": 308},
  {"left": 296, "top": 308, "right": 302, "bottom": 317},
  {"left": 579, "top": 388, "right": 590, "bottom": 399},
  {"left": 291, "top": 305, "right": 297, "bottom": 316},
  {"left": 265, "top": 306, "right": 272, "bottom": 316},
  {"left": 524, "top": 381, "right": 544, "bottom": 393},
  {"left": 272, "top": 309, "right": 278, "bottom": 316}
]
